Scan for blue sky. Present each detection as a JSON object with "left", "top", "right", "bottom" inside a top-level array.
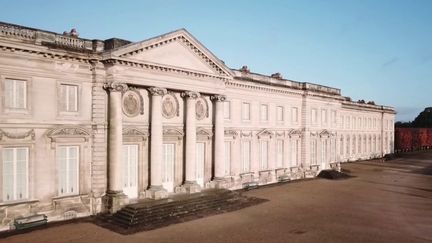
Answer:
[{"left": 2, "top": 0, "right": 431, "bottom": 121}]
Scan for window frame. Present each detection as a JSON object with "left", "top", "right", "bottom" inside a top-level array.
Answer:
[
  {"left": 242, "top": 102, "right": 251, "bottom": 121},
  {"left": 57, "top": 145, "right": 80, "bottom": 196},
  {"left": 1, "top": 146, "right": 29, "bottom": 202},
  {"left": 1, "top": 76, "right": 32, "bottom": 116},
  {"left": 57, "top": 81, "right": 81, "bottom": 116}
]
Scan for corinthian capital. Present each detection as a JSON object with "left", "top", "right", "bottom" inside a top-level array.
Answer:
[
  {"left": 103, "top": 81, "right": 128, "bottom": 92},
  {"left": 210, "top": 94, "right": 226, "bottom": 102},
  {"left": 148, "top": 87, "right": 168, "bottom": 96},
  {"left": 181, "top": 91, "right": 200, "bottom": 99}
]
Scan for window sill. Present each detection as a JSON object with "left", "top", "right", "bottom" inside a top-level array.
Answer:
[{"left": 0, "top": 199, "right": 39, "bottom": 207}]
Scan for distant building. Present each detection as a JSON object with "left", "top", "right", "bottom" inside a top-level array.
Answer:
[{"left": 0, "top": 22, "right": 395, "bottom": 230}]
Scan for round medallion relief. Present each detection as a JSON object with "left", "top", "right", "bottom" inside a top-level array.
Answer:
[
  {"left": 162, "top": 94, "right": 178, "bottom": 119},
  {"left": 122, "top": 91, "right": 140, "bottom": 117},
  {"left": 196, "top": 98, "right": 207, "bottom": 120}
]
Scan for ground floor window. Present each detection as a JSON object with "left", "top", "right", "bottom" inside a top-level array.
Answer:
[
  {"left": 276, "top": 140, "right": 284, "bottom": 168},
  {"left": 260, "top": 141, "right": 268, "bottom": 169},
  {"left": 224, "top": 141, "right": 231, "bottom": 175},
  {"left": 311, "top": 139, "right": 317, "bottom": 165},
  {"left": 57, "top": 146, "right": 79, "bottom": 196},
  {"left": 122, "top": 144, "right": 138, "bottom": 198},
  {"left": 2, "top": 147, "right": 29, "bottom": 201},
  {"left": 241, "top": 141, "right": 251, "bottom": 172}
]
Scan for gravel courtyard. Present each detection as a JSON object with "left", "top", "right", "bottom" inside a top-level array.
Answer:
[{"left": 2, "top": 151, "right": 431, "bottom": 243}]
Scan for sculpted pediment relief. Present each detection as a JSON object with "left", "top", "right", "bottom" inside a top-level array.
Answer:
[
  {"left": 108, "top": 29, "right": 232, "bottom": 78},
  {"left": 288, "top": 129, "right": 303, "bottom": 138},
  {"left": 256, "top": 129, "right": 274, "bottom": 139},
  {"left": 0, "top": 129, "right": 35, "bottom": 141},
  {"left": 47, "top": 127, "right": 90, "bottom": 138}
]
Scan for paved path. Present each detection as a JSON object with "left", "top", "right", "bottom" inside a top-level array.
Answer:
[{"left": 2, "top": 151, "right": 432, "bottom": 243}]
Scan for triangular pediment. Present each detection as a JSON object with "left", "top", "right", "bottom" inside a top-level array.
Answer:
[{"left": 108, "top": 29, "right": 232, "bottom": 78}]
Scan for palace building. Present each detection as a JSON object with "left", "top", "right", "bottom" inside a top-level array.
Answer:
[{"left": 0, "top": 22, "right": 395, "bottom": 230}]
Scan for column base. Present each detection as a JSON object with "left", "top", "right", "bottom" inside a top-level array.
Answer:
[
  {"left": 145, "top": 186, "right": 168, "bottom": 199},
  {"left": 211, "top": 177, "right": 231, "bottom": 189},
  {"left": 182, "top": 181, "right": 201, "bottom": 193},
  {"left": 103, "top": 191, "right": 129, "bottom": 214}
]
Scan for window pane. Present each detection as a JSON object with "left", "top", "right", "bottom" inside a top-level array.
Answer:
[
  {"left": 277, "top": 106, "right": 283, "bottom": 122},
  {"left": 224, "top": 141, "right": 231, "bottom": 175},
  {"left": 2, "top": 149, "right": 14, "bottom": 201}
]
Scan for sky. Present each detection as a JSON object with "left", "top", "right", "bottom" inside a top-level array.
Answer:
[{"left": 2, "top": 0, "right": 431, "bottom": 122}]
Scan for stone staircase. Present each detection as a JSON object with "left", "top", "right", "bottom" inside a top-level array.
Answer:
[{"left": 96, "top": 189, "right": 267, "bottom": 234}]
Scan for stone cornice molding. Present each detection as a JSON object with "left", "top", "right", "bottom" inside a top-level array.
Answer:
[
  {"left": 224, "top": 129, "right": 239, "bottom": 139},
  {"left": 181, "top": 91, "right": 200, "bottom": 99},
  {"left": 227, "top": 80, "right": 303, "bottom": 97},
  {"left": 0, "top": 42, "right": 96, "bottom": 64},
  {"left": 0, "top": 129, "right": 35, "bottom": 141},
  {"left": 148, "top": 87, "right": 168, "bottom": 96},
  {"left": 210, "top": 94, "right": 226, "bottom": 102},
  {"left": 123, "top": 128, "right": 148, "bottom": 138},
  {"left": 103, "top": 81, "right": 128, "bottom": 92},
  {"left": 256, "top": 129, "right": 274, "bottom": 139},
  {"left": 288, "top": 129, "right": 303, "bottom": 138},
  {"left": 196, "top": 127, "right": 213, "bottom": 139},
  {"left": 102, "top": 58, "right": 230, "bottom": 82},
  {"left": 163, "top": 127, "right": 184, "bottom": 140}
]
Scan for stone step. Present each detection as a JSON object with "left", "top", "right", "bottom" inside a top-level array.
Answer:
[
  {"left": 113, "top": 196, "right": 241, "bottom": 227},
  {"left": 110, "top": 189, "right": 241, "bottom": 228}
]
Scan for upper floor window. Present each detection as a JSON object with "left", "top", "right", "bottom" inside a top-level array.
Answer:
[
  {"left": 242, "top": 102, "right": 250, "bottom": 121},
  {"left": 59, "top": 84, "right": 78, "bottom": 112},
  {"left": 224, "top": 101, "right": 231, "bottom": 120},
  {"left": 2, "top": 147, "right": 28, "bottom": 201},
  {"left": 260, "top": 104, "right": 268, "bottom": 122},
  {"left": 311, "top": 108, "right": 318, "bottom": 124},
  {"left": 276, "top": 106, "right": 284, "bottom": 122},
  {"left": 321, "top": 109, "right": 328, "bottom": 125},
  {"left": 291, "top": 107, "right": 298, "bottom": 123},
  {"left": 5, "top": 79, "right": 27, "bottom": 110}
]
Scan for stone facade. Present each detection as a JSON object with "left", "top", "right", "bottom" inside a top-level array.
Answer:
[{"left": 0, "top": 22, "right": 395, "bottom": 230}]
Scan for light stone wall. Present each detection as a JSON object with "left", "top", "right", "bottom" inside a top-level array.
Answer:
[{"left": 0, "top": 22, "right": 396, "bottom": 230}]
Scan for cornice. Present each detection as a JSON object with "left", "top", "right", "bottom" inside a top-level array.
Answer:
[
  {"left": 101, "top": 57, "right": 230, "bottom": 82},
  {"left": 0, "top": 41, "right": 97, "bottom": 64},
  {"left": 227, "top": 80, "right": 304, "bottom": 96}
]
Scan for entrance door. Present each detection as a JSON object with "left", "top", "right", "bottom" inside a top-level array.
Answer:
[
  {"left": 195, "top": 142, "right": 205, "bottom": 187},
  {"left": 162, "top": 143, "right": 175, "bottom": 192},
  {"left": 122, "top": 145, "right": 138, "bottom": 199}
]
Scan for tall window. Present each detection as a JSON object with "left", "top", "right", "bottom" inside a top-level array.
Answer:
[
  {"left": 224, "top": 141, "right": 231, "bottom": 175},
  {"left": 2, "top": 147, "right": 28, "bottom": 201},
  {"left": 346, "top": 136, "right": 350, "bottom": 156},
  {"left": 224, "top": 101, "right": 230, "bottom": 120},
  {"left": 276, "top": 140, "right": 284, "bottom": 168},
  {"left": 260, "top": 104, "right": 268, "bottom": 122},
  {"left": 242, "top": 102, "right": 250, "bottom": 121},
  {"left": 276, "top": 106, "right": 284, "bottom": 122},
  {"left": 4, "top": 79, "right": 27, "bottom": 109},
  {"left": 322, "top": 109, "right": 327, "bottom": 125},
  {"left": 60, "top": 84, "right": 78, "bottom": 112},
  {"left": 291, "top": 107, "right": 298, "bottom": 123},
  {"left": 260, "top": 141, "right": 268, "bottom": 169},
  {"left": 340, "top": 136, "right": 344, "bottom": 156},
  {"left": 311, "top": 140, "right": 317, "bottom": 165},
  {"left": 241, "top": 141, "right": 251, "bottom": 172},
  {"left": 311, "top": 109, "right": 318, "bottom": 124},
  {"left": 57, "top": 146, "right": 79, "bottom": 195}
]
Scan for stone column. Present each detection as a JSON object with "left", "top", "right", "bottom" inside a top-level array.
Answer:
[
  {"left": 103, "top": 81, "right": 128, "bottom": 213},
  {"left": 211, "top": 94, "right": 228, "bottom": 188},
  {"left": 146, "top": 87, "right": 168, "bottom": 199},
  {"left": 181, "top": 91, "right": 201, "bottom": 193}
]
